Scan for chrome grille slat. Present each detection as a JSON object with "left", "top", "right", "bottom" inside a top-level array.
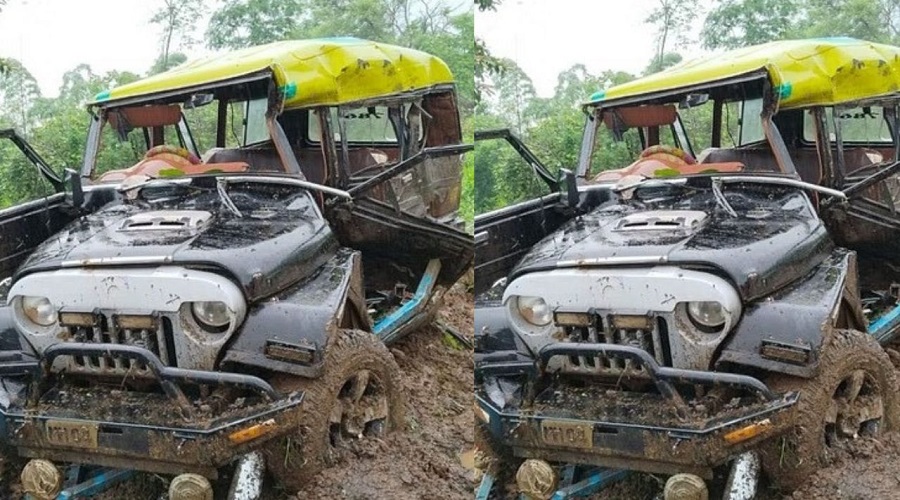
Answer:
[
  {"left": 61, "top": 314, "right": 175, "bottom": 376},
  {"left": 561, "top": 313, "right": 668, "bottom": 375}
]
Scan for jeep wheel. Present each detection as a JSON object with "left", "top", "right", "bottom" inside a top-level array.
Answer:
[
  {"left": 263, "top": 329, "right": 404, "bottom": 491},
  {"left": 760, "top": 329, "right": 899, "bottom": 492}
]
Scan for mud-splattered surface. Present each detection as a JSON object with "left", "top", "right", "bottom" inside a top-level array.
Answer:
[
  {"left": 475, "top": 431, "right": 900, "bottom": 500},
  {"left": 292, "top": 280, "right": 474, "bottom": 500},
  {"left": 758, "top": 432, "right": 900, "bottom": 500},
  {"left": 0, "top": 279, "right": 474, "bottom": 500}
]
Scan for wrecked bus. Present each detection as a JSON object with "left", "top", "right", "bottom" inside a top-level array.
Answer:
[
  {"left": 0, "top": 38, "right": 471, "bottom": 499},
  {"left": 475, "top": 38, "right": 900, "bottom": 497}
]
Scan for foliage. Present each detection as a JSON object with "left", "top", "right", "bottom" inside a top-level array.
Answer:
[
  {"left": 474, "top": 61, "right": 643, "bottom": 215},
  {"left": 645, "top": 0, "right": 699, "bottom": 67},
  {"left": 205, "top": 0, "right": 303, "bottom": 50},
  {"left": 474, "top": 0, "right": 504, "bottom": 103},
  {"left": 701, "top": 0, "right": 799, "bottom": 49},
  {"left": 643, "top": 52, "right": 683, "bottom": 75},
  {"left": 151, "top": 0, "right": 205, "bottom": 68},
  {"left": 802, "top": 0, "right": 900, "bottom": 43},
  {"left": 475, "top": 0, "right": 498, "bottom": 10},
  {"left": 0, "top": 59, "right": 40, "bottom": 134},
  {"left": 701, "top": 0, "right": 900, "bottom": 49},
  {"left": 460, "top": 117, "right": 475, "bottom": 229}
]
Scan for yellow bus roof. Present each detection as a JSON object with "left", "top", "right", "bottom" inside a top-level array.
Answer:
[
  {"left": 94, "top": 38, "right": 454, "bottom": 108},
  {"left": 590, "top": 38, "right": 900, "bottom": 110}
]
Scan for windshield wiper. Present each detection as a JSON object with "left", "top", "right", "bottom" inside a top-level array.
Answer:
[
  {"left": 216, "top": 177, "right": 243, "bottom": 218},
  {"left": 711, "top": 178, "right": 737, "bottom": 217}
]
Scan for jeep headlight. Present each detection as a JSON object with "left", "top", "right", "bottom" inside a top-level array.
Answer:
[
  {"left": 687, "top": 301, "right": 726, "bottom": 329},
  {"left": 191, "top": 301, "right": 232, "bottom": 330},
  {"left": 516, "top": 296, "right": 552, "bottom": 327},
  {"left": 21, "top": 296, "right": 57, "bottom": 327}
]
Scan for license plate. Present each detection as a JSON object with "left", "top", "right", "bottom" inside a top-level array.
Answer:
[
  {"left": 45, "top": 420, "right": 99, "bottom": 449},
  {"left": 540, "top": 420, "right": 593, "bottom": 449}
]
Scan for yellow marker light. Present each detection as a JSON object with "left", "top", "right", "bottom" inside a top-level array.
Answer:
[
  {"left": 228, "top": 418, "right": 277, "bottom": 445},
  {"left": 724, "top": 418, "right": 772, "bottom": 445},
  {"left": 115, "top": 314, "right": 158, "bottom": 330}
]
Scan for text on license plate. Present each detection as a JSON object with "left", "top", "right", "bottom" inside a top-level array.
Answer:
[
  {"left": 540, "top": 420, "right": 593, "bottom": 449},
  {"left": 45, "top": 420, "right": 99, "bottom": 449}
]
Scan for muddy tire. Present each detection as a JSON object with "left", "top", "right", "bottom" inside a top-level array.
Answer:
[
  {"left": 263, "top": 329, "right": 405, "bottom": 491},
  {"left": 759, "top": 329, "right": 899, "bottom": 492}
]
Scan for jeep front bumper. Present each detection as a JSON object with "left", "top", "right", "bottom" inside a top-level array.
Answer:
[
  {"left": 0, "top": 343, "right": 303, "bottom": 478},
  {"left": 475, "top": 343, "right": 799, "bottom": 478}
]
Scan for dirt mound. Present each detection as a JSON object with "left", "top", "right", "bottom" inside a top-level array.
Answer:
[{"left": 761, "top": 432, "right": 900, "bottom": 500}]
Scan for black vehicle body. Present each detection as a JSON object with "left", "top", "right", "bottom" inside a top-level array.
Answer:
[
  {"left": 474, "top": 68, "right": 900, "bottom": 478},
  {"left": 0, "top": 56, "right": 472, "bottom": 477}
]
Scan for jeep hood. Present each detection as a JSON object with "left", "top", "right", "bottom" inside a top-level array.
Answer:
[
  {"left": 15, "top": 184, "right": 336, "bottom": 301},
  {"left": 512, "top": 200, "right": 832, "bottom": 301}
]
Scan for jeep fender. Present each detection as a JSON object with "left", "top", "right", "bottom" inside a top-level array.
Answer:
[
  {"left": 221, "top": 248, "right": 367, "bottom": 378},
  {"left": 715, "top": 248, "right": 861, "bottom": 378}
]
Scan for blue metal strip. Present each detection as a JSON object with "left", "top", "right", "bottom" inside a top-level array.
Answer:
[
  {"left": 475, "top": 473, "right": 495, "bottom": 500},
  {"left": 373, "top": 259, "right": 440, "bottom": 337},
  {"left": 551, "top": 468, "right": 629, "bottom": 499},
  {"left": 57, "top": 468, "right": 134, "bottom": 499},
  {"left": 560, "top": 464, "right": 576, "bottom": 487},
  {"left": 868, "top": 302, "right": 900, "bottom": 340}
]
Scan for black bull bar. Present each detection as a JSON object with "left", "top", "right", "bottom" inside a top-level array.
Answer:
[
  {"left": 542, "top": 343, "right": 777, "bottom": 416},
  {"left": 0, "top": 343, "right": 303, "bottom": 477},
  {"left": 476, "top": 343, "right": 799, "bottom": 476}
]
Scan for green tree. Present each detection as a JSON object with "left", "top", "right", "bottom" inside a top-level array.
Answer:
[
  {"left": 206, "top": 0, "right": 303, "bottom": 49},
  {"left": 475, "top": 0, "right": 504, "bottom": 103},
  {"left": 645, "top": 0, "right": 699, "bottom": 68},
  {"left": 151, "top": 0, "right": 205, "bottom": 69},
  {"left": 0, "top": 59, "right": 40, "bottom": 134},
  {"left": 701, "top": 0, "right": 799, "bottom": 49},
  {"left": 483, "top": 58, "right": 536, "bottom": 133},
  {"left": 643, "top": 52, "right": 683, "bottom": 75},
  {"left": 29, "top": 65, "right": 140, "bottom": 173},
  {"left": 0, "top": 0, "right": 8, "bottom": 74},
  {"left": 802, "top": 0, "right": 900, "bottom": 43},
  {"left": 148, "top": 52, "right": 188, "bottom": 75},
  {"left": 403, "top": 12, "right": 475, "bottom": 112}
]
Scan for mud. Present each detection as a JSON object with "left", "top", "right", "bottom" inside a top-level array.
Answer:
[
  {"left": 476, "top": 432, "right": 900, "bottom": 499},
  {"left": 0, "top": 278, "right": 474, "bottom": 499},
  {"left": 758, "top": 432, "right": 900, "bottom": 500}
]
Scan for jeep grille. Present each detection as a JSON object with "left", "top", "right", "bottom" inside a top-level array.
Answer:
[
  {"left": 62, "top": 315, "right": 176, "bottom": 376},
  {"left": 560, "top": 313, "right": 671, "bottom": 375}
]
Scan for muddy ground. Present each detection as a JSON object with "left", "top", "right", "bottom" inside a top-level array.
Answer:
[
  {"left": 475, "top": 432, "right": 900, "bottom": 500},
  {"left": 475, "top": 428, "right": 900, "bottom": 500},
  {"left": 0, "top": 279, "right": 474, "bottom": 499}
]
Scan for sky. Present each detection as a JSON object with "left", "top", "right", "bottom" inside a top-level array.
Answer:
[
  {"left": 477, "top": 0, "right": 711, "bottom": 97},
  {"left": 0, "top": 0, "right": 212, "bottom": 97}
]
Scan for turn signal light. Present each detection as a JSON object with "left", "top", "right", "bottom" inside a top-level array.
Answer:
[
  {"left": 724, "top": 418, "right": 772, "bottom": 445},
  {"left": 228, "top": 418, "right": 277, "bottom": 445}
]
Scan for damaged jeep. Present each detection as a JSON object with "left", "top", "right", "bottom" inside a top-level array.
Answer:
[
  {"left": 474, "top": 38, "right": 900, "bottom": 497},
  {"left": 0, "top": 38, "right": 471, "bottom": 499}
]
